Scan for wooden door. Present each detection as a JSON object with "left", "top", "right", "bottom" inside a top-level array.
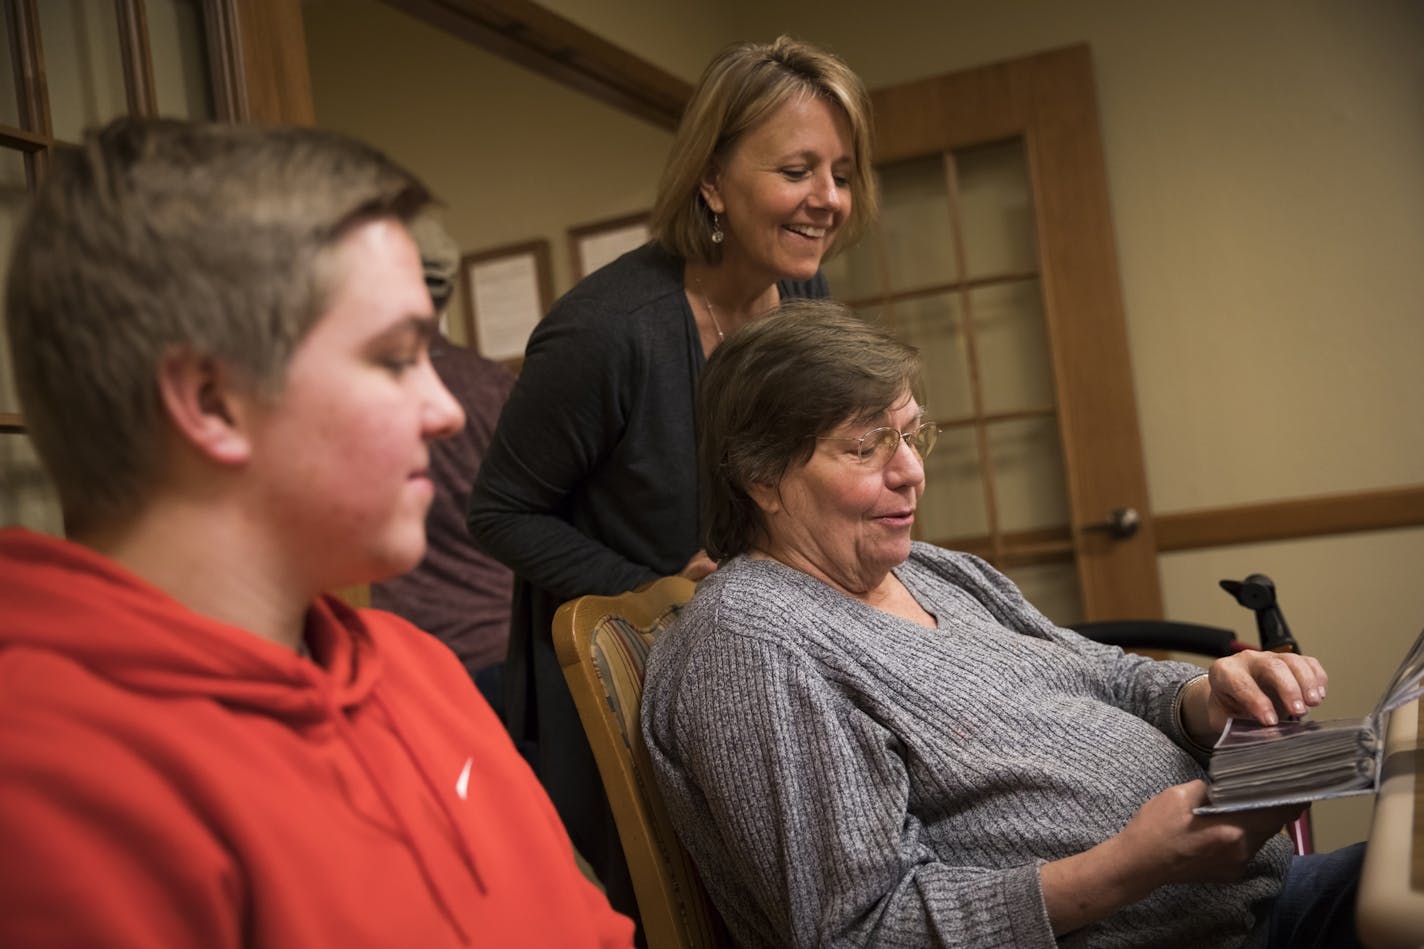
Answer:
[{"left": 821, "top": 44, "right": 1161, "bottom": 624}]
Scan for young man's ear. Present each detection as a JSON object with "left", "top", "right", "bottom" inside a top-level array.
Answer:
[
  {"left": 155, "top": 347, "right": 253, "bottom": 466},
  {"left": 698, "top": 162, "right": 726, "bottom": 216}
]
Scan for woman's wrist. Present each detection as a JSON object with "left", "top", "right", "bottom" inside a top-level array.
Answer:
[
  {"left": 1174, "top": 674, "right": 1217, "bottom": 752},
  {"left": 1040, "top": 834, "right": 1159, "bottom": 935}
]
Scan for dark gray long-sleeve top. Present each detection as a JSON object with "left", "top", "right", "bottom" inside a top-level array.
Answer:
[
  {"left": 642, "top": 543, "right": 1290, "bottom": 949},
  {"left": 467, "top": 241, "right": 825, "bottom": 744}
]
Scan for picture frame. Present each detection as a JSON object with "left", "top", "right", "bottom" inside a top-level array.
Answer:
[
  {"left": 458, "top": 239, "right": 554, "bottom": 368},
  {"left": 567, "top": 211, "right": 651, "bottom": 280}
]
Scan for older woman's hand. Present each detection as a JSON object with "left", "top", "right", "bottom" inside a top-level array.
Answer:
[
  {"left": 1205, "top": 649, "right": 1328, "bottom": 728},
  {"left": 1120, "top": 781, "right": 1305, "bottom": 884},
  {"left": 1178, "top": 650, "right": 1329, "bottom": 747},
  {"left": 1041, "top": 780, "right": 1301, "bottom": 935}
]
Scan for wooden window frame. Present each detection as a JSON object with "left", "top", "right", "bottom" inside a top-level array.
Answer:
[{"left": 0, "top": 0, "right": 312, "bottom": 436}]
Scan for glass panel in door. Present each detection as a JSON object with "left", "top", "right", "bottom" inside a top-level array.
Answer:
[
  {"left": 828, "top": 138, "right": 1083, "bottom": 626},
  {"left": 41, "top": 0, "right": 128, "bottom": 142},
  {"left": 149, "top": 0, "right": 216, "bottom": 120},
  {"left": 0, "top": 432, "right": 63, "bottom": 534},
  {"left": 0, "top": 145, "right": 31, "bottom": 418},
  {"left": 0, "top": 10, "right": 21, "bottom": 129},
  {"left": 0, "top": 145, "right": 60, "bottom": 534}
]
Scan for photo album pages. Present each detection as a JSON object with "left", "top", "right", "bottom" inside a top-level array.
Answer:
[{"left": 1196, "top": 627, "right": 1424, "bottom": 814}]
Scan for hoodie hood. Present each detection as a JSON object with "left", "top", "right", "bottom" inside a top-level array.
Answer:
[
  {"left": 1, "top": 528, "right": 379, "bottom": 726},
  {"left": 1, "top": 527, "right": 640, "bottom": 946},
  {"left": 1, "top": 527, "right": 495, "bottom": 941}
]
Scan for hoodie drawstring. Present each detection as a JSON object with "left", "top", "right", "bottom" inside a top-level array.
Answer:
[
  {"left": 331, "top": 694, "right": 483, "bottom": 947},
  {"left": 373, "top": 691, "right": 486, "bottom": 892}
]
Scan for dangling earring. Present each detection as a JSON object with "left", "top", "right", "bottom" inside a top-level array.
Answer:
[{"left": 710, "top": 212, "right": 724, "bottom": 245}]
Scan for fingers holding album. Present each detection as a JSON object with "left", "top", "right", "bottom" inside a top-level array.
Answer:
[
  {"left": 1040, "top": 779, "right": 1297, "bottom": 933},
  {"left": 1122, "top": 781, "right": 1302, "bottom": 887},
  {"left": 1206, "top": 649, "right": 1329, "bottom": 728}
]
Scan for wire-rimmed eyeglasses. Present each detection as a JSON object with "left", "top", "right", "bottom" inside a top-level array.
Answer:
[{"left": 816, "top": 421, "right": 939, "bottom": 466}]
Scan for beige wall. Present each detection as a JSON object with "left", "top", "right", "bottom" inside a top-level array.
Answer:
[
  {"left": 302, "top": 0, "right": 1423, "bottom": 850},
  {"left": 533, "top": 0, "right": 731, "bottom": 80},
  {"left": 302, "top": 0, "right": 675, "bottom": 332}
]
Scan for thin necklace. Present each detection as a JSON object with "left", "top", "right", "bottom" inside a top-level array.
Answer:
[{"left": 694, "top": 278, "right": 726, "bottom": 341}]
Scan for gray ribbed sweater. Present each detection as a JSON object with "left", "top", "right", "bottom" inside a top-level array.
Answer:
[{"left": 641, "top": 543, "right": 1290, "bottom": 948}]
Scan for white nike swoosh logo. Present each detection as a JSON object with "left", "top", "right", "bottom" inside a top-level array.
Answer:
[{"left": 455, "top": 757, "right": 473, "bottom": 801}]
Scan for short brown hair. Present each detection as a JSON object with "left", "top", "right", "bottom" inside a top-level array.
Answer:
[
  {"left": 5, "top": 117, "right": 430, "bottom": 534},
  {"left": 698, "top": 300, "right": 920, "bottom": 560},
  {"left": 650, "top": 36, "right": 878, "bottom": 264}
]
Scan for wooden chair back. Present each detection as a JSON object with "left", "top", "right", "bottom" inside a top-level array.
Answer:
[{"left": 553, "top": 576, "right": 732, "bottom": 949}]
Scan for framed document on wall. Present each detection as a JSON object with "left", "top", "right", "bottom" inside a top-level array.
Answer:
[
  {"left": 568, "top": 212, "right": 650, "bottom": 280},
  {"left": 459, "top": 239, "right": 554, "bottom": 368}
]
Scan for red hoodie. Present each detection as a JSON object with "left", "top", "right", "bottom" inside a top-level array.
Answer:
[{"left": 0, "top": 528, "right": 634, "bottom": 948}]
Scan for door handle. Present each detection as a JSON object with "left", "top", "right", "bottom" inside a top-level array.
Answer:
[{"left": 1082, "top": 506, "right": 1140, "bottom": 539}]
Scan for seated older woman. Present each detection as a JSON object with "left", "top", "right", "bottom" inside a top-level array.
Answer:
[{"left": 641, "top": 300, "right": 1359, "bottom": 948}]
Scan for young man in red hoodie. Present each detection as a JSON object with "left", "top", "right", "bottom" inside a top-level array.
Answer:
[{"left": 0, "top": 118, "right": 634, "bottom": 948}]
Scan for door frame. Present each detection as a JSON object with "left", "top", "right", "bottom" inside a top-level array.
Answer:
[{"left": 871, "top": 44, "right": 1162, "bottom": 620}]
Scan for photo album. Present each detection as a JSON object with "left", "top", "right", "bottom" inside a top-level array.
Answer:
[{"left": 1196, "top": 627, "right": 1424, "bottom": 814}]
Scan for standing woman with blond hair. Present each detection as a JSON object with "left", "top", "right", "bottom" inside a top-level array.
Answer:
[{"left": 469, "top": 35, "right": 878, "bottom": 926}]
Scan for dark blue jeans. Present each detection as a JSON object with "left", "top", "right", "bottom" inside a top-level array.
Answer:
[{"left": 1254, "top": 842, "right": 1366, "bottom": 949}]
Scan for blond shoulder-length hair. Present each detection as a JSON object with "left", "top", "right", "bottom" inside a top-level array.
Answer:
[{"left": 649, "top": 36, "right": 878, "bottom": 265}]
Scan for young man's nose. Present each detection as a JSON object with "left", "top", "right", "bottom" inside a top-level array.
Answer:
[{"left": 423, "top": 369, "right": 465, "bottom": 439}]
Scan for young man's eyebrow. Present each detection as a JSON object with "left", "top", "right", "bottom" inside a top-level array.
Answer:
[{"left": 372, "top": 314, "right": 437, "bottom": 343}]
